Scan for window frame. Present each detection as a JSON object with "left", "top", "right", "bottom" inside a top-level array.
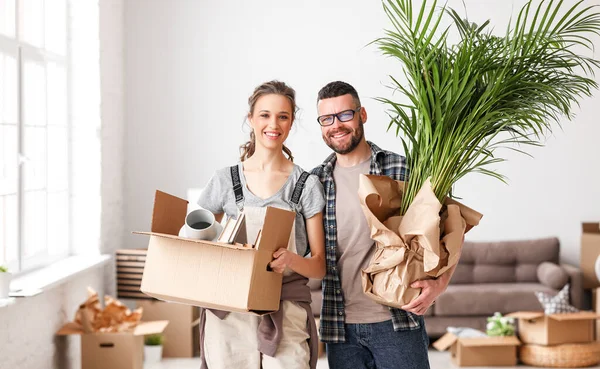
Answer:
[{"left": 0, "top": 0, "right": 71, "bottom": 275}]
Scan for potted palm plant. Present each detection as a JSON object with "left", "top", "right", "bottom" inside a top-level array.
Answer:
[
  {"left": 0, "top": 266, "right": 12, "bottom": 299},
  {"left": 144, "top": 333, "right": 164, "bottom": 364},
  {"left": 360, "top": 0, "right": 600, "bottom": 307}
]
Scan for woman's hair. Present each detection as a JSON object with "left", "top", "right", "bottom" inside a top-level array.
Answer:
[{"left": 240, "top": 80, "right": 297, "bottom": 162}]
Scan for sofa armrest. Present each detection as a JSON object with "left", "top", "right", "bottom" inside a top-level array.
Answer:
[{"left": 561, "top": 263, "right": 583, "bottom": 309}]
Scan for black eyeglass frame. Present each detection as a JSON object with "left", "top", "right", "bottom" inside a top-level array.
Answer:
[{"left": 316, "top": 107, "right": 361, "bottom": 126}]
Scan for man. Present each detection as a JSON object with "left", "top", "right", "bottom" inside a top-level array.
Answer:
[{"left": 311, "top": 81, "right": 458, "bottom": 369}]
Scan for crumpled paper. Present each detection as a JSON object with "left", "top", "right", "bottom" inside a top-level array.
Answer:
[
  {"left": 359, "top": 174, "right": 482, "bottom": 308},
  {"left": 73, "top": 287, "right": 143, "bottom": 333}
]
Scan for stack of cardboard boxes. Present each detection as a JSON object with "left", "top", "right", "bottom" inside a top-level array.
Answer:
[
  {"left": 508, "top": 311, "right": 600, "bottom": 366},
  {"left": 580, "top": 222, "right": 600, "bottom": 291},
  {"left": 56, "top": 289, "right": 169, "bottom": 369},
  {"left": 433, "top": 311, "right": 600, "bottom": 367},
  {"left": 581, "top": 222, "right": 600, "bottom": 337}
]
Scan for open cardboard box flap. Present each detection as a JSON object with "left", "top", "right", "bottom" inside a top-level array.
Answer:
[
  {"left": 132, "top": 320, "right": 169, "bottom": 336},
  {"left": 506, "top": 312, "right": 545, "bottom": 320},
  {"left": 459, "top": 336, "right": 520, "bottom": 347},
  {"left": 56, "top": 322, "right": 85, "bottom": 336},
  {"left": 432, "top": 332, "right": 458, "bottom": 351},
  {"left": 56, "top": 320, "right": 168, "bottom": 336},
  {"left": 548, "top": 311, "right": 600, "bottom": 321},
  {"left": 583, "top": 222, "right": 600, "bottom": 234},
  {"left": 151, "top": 190, "right": 187, "bottom": 235}
]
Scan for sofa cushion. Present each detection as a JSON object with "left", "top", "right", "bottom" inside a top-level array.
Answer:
[
  {"left": 537, "top": 262, "right": 569, "bottom": 290},
  {"left": 451, "top": 237, "right": 560, "bottom": 284},
  {"left": 536, "top": 283, "right": 578, "bottom": 314},
  {"left": 434, "top": 283, "right": 555, "bottom": 316}
]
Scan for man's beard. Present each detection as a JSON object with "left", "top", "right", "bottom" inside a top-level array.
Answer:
[{"left": 323, "top": 119, "right": 364, "bottom": 155}]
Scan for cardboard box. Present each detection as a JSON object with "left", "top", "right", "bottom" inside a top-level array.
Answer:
[
  {"left": 433, "top": 333, "right": 520, "bottom": 367},
  {"left": 116, "top": 249, "right": 150, "bottom": 300},
  {"left": 136, "top": 299, "right": 200, "bottom": 357},
  {"left": 135, "top": 190, "right": 295, "bottom": 314},
  {"left": 581, "top": 222, "right": 600, "bottom": 289},
  {"left": 593, "top": 288, "right": 600, "bottom": 340},
  {"left": 57, "top": 320, "right": 168, "bottom": 369},
  {"left": 508, "top": 311, "right": 600, "bottom": 345}
]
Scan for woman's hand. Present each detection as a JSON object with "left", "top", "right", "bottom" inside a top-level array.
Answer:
[
  {"left": 268, "top": 213, "right": 326, "bottom": 278},
  {"left": 270, "top": 248, "right": 297, "bottom": 273}
]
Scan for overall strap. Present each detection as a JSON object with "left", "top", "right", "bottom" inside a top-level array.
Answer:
[
  {"left": 230, "top": 165, "right": 244, "bottom": 212},
  {"left": 290, "top": 171, "right": 310, "bottom": 209}
]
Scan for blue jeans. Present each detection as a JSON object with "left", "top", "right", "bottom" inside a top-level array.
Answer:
[{"left": 326, "top": 319, "right": 430, "bottom": 369}]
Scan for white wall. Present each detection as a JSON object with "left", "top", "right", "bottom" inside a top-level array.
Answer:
[
  {"left": 0, "top": 270, "right": 104, "bottom": 369},
  {"left": 124, "top": 0, "right": 600, "bottom": 266}
]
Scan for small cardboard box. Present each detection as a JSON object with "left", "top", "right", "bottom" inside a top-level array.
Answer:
[
  {"left": 508, "top": 311, "right": 600, "bottom": 345},
  {"left": 56, "top": 320, "right": 168, "bottom": 369},
  {"left": 136, "top": 299, "right": 200, "bottom": 357},
  {"left": 433, "top": 333, "right": 520, "bottom": 367},
  {"left": 582, "top": 223, "right": 600, "bottom": 289},
  {"left": 135, "top": 190, "right": 295, "bottom": 314}
]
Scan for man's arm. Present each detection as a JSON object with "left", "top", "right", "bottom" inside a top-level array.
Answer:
[{"left": 401, "top": 234, "right": 465, "bottom": 315}]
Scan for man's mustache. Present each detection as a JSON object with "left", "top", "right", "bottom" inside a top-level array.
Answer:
[{"left": 328, "top": 129, "right": 352, "bottom": 138}]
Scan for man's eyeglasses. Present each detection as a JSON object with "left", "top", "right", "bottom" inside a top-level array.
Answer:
[{"left": 317, "top": 107, "right": 361, "bottom": 126}]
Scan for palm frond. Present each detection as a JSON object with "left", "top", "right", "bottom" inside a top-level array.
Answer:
[{"left": 377, "top": 0, "right": 600, "bottom": 214}]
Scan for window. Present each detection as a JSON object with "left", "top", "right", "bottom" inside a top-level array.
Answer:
[{"left": 0, "top": 0, "right": 69, "bottom": 273}]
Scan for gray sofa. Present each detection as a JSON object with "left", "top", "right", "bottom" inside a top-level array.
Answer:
[{"left": 308, "top": 237, "right": 584, "bottom": 338}]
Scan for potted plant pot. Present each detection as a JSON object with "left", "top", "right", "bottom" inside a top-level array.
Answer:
[{"left": 144, "top": 333, "right": 164, "bottom": 364}]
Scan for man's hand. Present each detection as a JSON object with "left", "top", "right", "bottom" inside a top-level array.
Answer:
[
  {"left": 401, "top": 237, "right": 464, "bottom": 315},
  {"left": 270, "top": 248, "right": 296, "bottom": 274},
  {"left": 401, "top": 278, "right": 446, "bottom": 316}
]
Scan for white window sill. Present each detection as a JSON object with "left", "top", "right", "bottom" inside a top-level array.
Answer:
[{"left": 0, "top": 254, "right": 111, "bottom": 309}]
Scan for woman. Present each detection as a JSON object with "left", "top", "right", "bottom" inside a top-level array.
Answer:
[{"left": 197, "top": 80, "right": 326, "bottom": 369}]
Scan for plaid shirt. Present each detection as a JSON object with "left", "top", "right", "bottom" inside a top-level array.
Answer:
[{"left": 311, "top": 141, "right": 422, "bottom": 343}]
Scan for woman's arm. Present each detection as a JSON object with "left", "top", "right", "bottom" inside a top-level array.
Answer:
[{"left": 270, "top": 212, "right": 326, "bottom": 279}]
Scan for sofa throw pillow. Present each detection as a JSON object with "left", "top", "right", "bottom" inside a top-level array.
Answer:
[
  {"left": 535, "top": 284, "right": 579, "bottom": 314},
  {"left": 537, "top": 262, "right": 569, "bottom": 290}
]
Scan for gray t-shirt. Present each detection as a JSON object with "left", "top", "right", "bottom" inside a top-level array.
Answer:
[
  {"left": 197, "top": 163, "right": 325, "bottom": 257},
  {"left": 334, "top": 158, "right": 391, "bottom": 323}
]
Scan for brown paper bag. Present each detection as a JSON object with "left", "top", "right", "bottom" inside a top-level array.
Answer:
[
  {"left": 73, "top": 287, "right": 144, "bottom": 333},
  {"left": 359, "top": 175, "right": 482, "bottom": 308}
]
